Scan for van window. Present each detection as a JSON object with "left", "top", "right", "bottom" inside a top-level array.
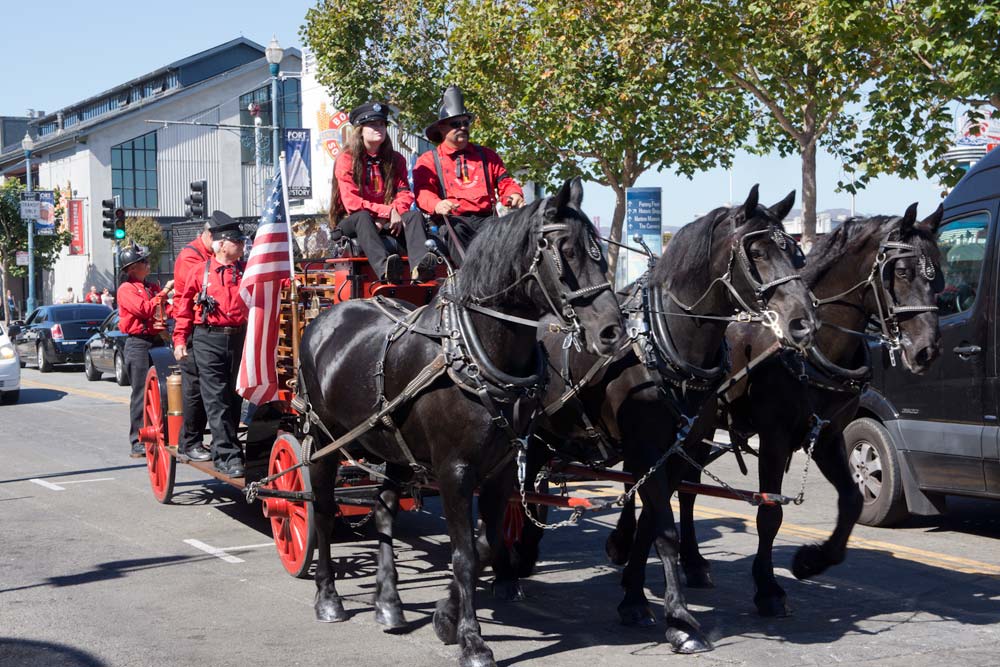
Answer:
[{"left": 937, "top": 212, "right": 990, "bottom": 316}]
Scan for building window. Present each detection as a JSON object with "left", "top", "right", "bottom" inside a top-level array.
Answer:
[
  {"left": 239, "top": 78, "right": 302, "bottom": 165},
  {"left": 112, "top": 132, "right": 158, "bottom": 209}
]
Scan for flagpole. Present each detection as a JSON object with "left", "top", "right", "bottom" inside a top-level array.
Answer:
[{"left": 278, "top": 153, "right": 301, "bottom": 373}]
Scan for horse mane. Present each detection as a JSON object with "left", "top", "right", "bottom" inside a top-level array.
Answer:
[
  {"left": 802, "top": 215, "right": 901, "bottom": 287},
  {"left": 650, "top": 203, "right": 785, "bottom": 288},
  {"left": 453, "top": 198, "right": 599, "bottom": 304}
]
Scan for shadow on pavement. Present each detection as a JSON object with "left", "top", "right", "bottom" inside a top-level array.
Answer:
[
  {"left": 0, "top": 555, "right": 196, "bottom": 595},
  {"left": 0, "top": 638, "right": 107, "bottom": 667},
  {"left": 898, "top": 495, "right": 1000, "bottom": 540},
  {"left": 13, "top": 387, "right": 67, "bottom": 404},
  {"left": 0, "top": 463, "right": 147, "bottom": 485}
]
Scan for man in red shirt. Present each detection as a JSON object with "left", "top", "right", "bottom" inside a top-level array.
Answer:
[
  {"left": 171, "top": 220, "right": 214, "bottom": 462},
  {"left": 172, "top": 214, "right": 249, "bottom": 477},
  {"left": 117, "top": 245, "right": 172, "bottom": 457},
  {"left": 84, "top": 286, "right": 100, "bottom": 303},
  {"left": 413, "top": 85, "right": 525, "bottom": 266}
]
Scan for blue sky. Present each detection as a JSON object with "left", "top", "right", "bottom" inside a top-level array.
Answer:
[{"left": 6, "top": 1, "right": 948, "bottom": 228}]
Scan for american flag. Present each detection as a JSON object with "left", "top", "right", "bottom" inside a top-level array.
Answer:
[{"left": 237, "top": 172, "right": 293, "bottom": 405}]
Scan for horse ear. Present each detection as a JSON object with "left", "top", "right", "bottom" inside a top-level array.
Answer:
[
  {"left": 769, "top": 190, "right": 796, "bottom": 221},
  {"left": 545, "top": 178, "right": 573, "bottom": 219},
  {"left": 739, "top": 184, "right": 760, "bottom": 224},
  {"left": 899, "top": 202, "right": 918, "bottom": 235},
  {"left": 568, "top": 176, "right": 584, "bottom": 210},
  {"left": 919, "top": 203, "right": 944, "bottom": 236}
]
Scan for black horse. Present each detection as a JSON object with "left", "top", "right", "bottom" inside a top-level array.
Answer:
[
  {"left": 489, "top": 186, "right": 817, "bottom": 654},
  {"left": 298, "top": 178, "right": 623, "bottom": 667},
  {"left": 613, "top": 204, "right": 943, "bottom": 620}
]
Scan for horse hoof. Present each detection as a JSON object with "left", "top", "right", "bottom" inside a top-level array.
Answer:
[
  {"left": 605, "top": 534, "right": 631, "bottom": 566},
  {"left": 618, "top": 603, "right": 657, "bottom": 627},
  {"left": 315, "top": 598, "right": 348, "bottom": 623},
  {"left": 432, "top": 600, "right": 458, "bottom": 645},
  {"left": 683, "top": 567, "right": 715, "bottom": 589},
  {"left": 664, "top": 627, "right": 713, "bottom": 654},
  {"left": 374, "top": 602, "right": 408, "bottom": 633},
  {"left": 491, "top": 579, "right": 526, "bottom": 602},
  {"left": 459, "top": 648, "right": 497, "bottom": 667},
  {"left": 792, "top": 544, "right": 829, "bottom": 580},
  {"left": 754, "top": 594, "right": 791, "bottom": 618}
]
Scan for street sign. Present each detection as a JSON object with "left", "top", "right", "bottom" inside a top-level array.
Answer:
[
  {"left": 19, "top": 198, "right": 40, "bottom": 222},
  {"left": 622, "top": 187, "right": 663, "bottom": 285},
  {"left": 15, "top": 251, "right": 29, "bottom": 267},
  {"left": 19, "top": 191, "right": 55, "bottom": 234}
]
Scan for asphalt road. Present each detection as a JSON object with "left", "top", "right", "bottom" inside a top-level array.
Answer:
[{"left": 2, "top": 366, "right": 999, "bottom": 666}]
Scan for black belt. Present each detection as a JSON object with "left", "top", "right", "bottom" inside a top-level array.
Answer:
[{"left": 196, "top": 324, "right": 246, "bottom": 335}]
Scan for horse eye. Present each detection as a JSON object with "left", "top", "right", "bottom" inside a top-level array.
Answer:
[
  {"left": 750, "top": 248, "right": 766, "bottom": 260},
  {"left": 562, "top": 246, "right": 576, "bottom": 260},
  {"left": 895, "top": 267, "right": 911, "bottom": 280}
]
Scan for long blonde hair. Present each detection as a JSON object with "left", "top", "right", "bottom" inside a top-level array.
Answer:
[{"left": 329, "top": 126, "right": 398, "bottom": 224}]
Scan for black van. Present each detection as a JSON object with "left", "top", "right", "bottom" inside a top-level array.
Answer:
[{"left": 845, "top": 147, "right": 1000, "bottom": 526}]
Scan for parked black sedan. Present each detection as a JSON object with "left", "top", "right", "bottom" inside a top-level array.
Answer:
[
  {"left": 83, "top": 311, "right": 130, "bottom": 386},
  {"left": 11, "top": 304, "right": 111, "bottom": 372}
]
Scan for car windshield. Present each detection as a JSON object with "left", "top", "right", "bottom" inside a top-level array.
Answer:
[{"left": 52, "top": 306, "right": 111, "bottom": 322}]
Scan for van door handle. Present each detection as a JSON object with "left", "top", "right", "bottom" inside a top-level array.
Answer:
[{"left": 953, "top": 344, "right": 981, "bottom": 357}]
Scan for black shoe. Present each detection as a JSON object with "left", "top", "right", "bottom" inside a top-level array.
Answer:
[
  {"left": 412, "top": 255, "right": 438, "bottom": 282},
  {"left": 179, "top": 444, "right": 211, "bottom": 462},
  {"left": 130, "top": 443, "right": 146, "bottom": 459},
  {"left": 214, "top": 459, "right": 245, "bottom": 478},
  {"left": 382, "top": 254, "right": 403, "bottom": 284}
]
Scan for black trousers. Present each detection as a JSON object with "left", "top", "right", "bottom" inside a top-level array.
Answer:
[
  {"left": 178, "top": 347, "right": 207, "bottom": 452},
  {"left": 338, "top": 210, "right": 431, "bottom": 277},
  {"left": 432, "top": 214, "right": 494, "bottom": 268},
  {"left": 192, "top": 326, "right": 245, "bottom": 467},
  {"left": 125, "top": 336, "right": 155, "bottom": 449}
]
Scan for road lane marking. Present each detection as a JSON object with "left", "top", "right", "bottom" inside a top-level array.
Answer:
[
  {"left": 20, "top": 378, "right": 129, "bottom": 405},
  {"left": 59, "top": 478, "right": 116, "bottom": 485},
  {"left": 29, "top": 478, "right": 65, "bottom": 491},
  {"left": 184, "top": 538, "right": 245, "bottom": 564}
]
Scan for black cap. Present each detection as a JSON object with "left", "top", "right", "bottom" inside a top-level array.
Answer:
[
  {"left": 209, "top": 210, "right": 241, "bottom": 232},
  {"left": 120, "top": 244, "right": 149, "bottom": 271},
  {"left": 425, "top": 85, "right": 474, "bottom": 143},
  {"left": 349, "top": 101, "right": 389, "bottom": 127},
  {"left": 212, "top": 228, "right": 245, "bottom": 243}
]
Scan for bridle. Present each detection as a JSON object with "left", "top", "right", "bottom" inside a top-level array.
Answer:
[
  {"left": 466, "top": 216, "right": 614, "bottom": 351},
  {"left": 810, "top": 232, "right": 939, "bottom": 366}
]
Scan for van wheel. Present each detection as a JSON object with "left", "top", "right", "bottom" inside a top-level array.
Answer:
[
  {"left": 844, "top": 418, "right": 908, "bottom": 527},
  {"left": 114, "top": 352, "right": 129, "bottom": 386}
]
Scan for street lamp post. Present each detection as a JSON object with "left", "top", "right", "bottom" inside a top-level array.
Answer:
[
  {"left": 21, "top": 132, "right": 36, "bottom": 314},
  {"left": 265, "top": 36, "right": 284, "bottom": 174},
  {"left": 249, "top": 103, "right": 264, "bottom": 211}
]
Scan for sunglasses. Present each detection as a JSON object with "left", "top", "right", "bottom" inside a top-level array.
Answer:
[{"left": 448, "top": 119, "right": 471, "bottom": 129}]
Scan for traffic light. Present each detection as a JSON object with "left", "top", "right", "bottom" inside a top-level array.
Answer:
[
  {"left": 185, "top": 180, "right": 207, "bottom": 220},
  {"left": 114, "top": 208, "right": 126, "bottom": 240},
  {"left": 101, "top": 199, "right": 117, "bottom": 239}
]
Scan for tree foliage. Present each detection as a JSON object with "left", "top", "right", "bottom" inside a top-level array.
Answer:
[
  {"left": 125, "top": 216, "right": 167, "bottom": 268},
  {"left": 301, "top": 0, "right": 750, "bottom": 279},
  {"left": 0, "top": 180, "right": 72, "bottom": 322}
]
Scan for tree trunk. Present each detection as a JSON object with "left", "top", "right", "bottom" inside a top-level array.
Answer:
[
  {"left": 1, "top": 258, "right": 8, "bottom": 325},
  {"left": 606, "top": 187, "right": 627, "bottom": 286},
  {"left": 801, "top": 140, "right": 818, "bottom": 249}
]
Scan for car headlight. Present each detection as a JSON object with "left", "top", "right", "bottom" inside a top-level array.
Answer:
[{"left": 0, "top": 344, "right": 14, "bottom": 360}]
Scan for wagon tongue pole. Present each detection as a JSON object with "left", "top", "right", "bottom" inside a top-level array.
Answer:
[{"left": 279, "top": 152, "right": 301, "bottom": 370}]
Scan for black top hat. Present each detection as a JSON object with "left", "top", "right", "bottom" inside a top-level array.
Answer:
[
  {"left": 425, "top": 85, "right": 474, "bottom": 143},
  {"left": 349, "top": 101, "right": 389, "bottom": 127},
  {"left": 119, "top": 243, "right": 149, "bottom": 271}
]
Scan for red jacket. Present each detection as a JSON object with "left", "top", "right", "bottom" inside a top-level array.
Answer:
[
  {"left": 171, "top": 236, "right": 213, "bottom": 344},
  {"left": 117, "top": 279, "right": 166, "bottom": 335},
  {"left": 172, "top": 258, "right": 248, "bottom": 347},
  {"left": 334, "top": 150, "right": 414, "bottom": 220},
  {"left": 413, "top": 143, "right": 523, "bottom": 216}
]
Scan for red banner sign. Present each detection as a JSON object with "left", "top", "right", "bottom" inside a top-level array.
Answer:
[{"left": 68, "top": 199, "right": 85, "bottom": 255}]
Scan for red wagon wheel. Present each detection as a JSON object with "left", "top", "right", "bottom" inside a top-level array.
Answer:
[
  {"left": 263, "top": 433, "right": 316, "bottom": 578},
  {"left": 141, "top": 366, "right": 176, "bottom": 504}
]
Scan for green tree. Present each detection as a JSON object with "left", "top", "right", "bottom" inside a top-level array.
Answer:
[
  {"left": 124, "top": 216, "right": 167, "bottom": 268},
  {"left": 0, "top": 180, "right": 72, "bottom": 323},
  {"left": 302, "top": 0, "right": 751, "bottom": 280}
]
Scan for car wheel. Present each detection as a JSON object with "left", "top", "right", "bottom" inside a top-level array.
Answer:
[
  {"left": 1, "top": 390, "right": 19, "bottom": 404},
  {"left": 37, "top": 343, "right": 53, "bottom": 373},
  {"left": 114, "top": 352, "right": 129, "bottom": 386},
  {"left": 84, "top": 350, "right": 102, "bottom": 381},
  {"left": 844, "top": 418, "right": 908, "bottom": 527}
]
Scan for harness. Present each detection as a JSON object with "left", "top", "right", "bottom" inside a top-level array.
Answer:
[{"left": 245, "top": 218, "right": 615, "bottom": 503}]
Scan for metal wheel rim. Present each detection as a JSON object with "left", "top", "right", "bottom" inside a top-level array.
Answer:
[
  {"left": 37, "top": 345, "right": 44, "bottom": 367},
  {"left": 849, "top": 439, "right": 883, "bottom": 504},
  {"left": 84, "top": 351, "right": 94, "bottom": 374},
  {"left": 115, "top": 355, "right": 125, "bottom": 382}
]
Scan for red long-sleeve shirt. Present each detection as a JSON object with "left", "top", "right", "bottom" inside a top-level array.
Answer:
[
  {"left": 117, "top": 278, "right": 165, "bottom": 335},
  {"left": 334, "top": 150, "right": 414, "bottom": 220},
  {"left": 171, "top": 236, "right": 213, "bottom": 344},
  {"left": 172, "top": 258, "right": 248, "bottom": 347},
  {"left": 413, "top": 143, "right": 523, "bottom": 216}
]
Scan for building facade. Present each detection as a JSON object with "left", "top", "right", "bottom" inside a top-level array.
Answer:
[{"left": 0, "top": 38, "right": 302, "bottom": 303}]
